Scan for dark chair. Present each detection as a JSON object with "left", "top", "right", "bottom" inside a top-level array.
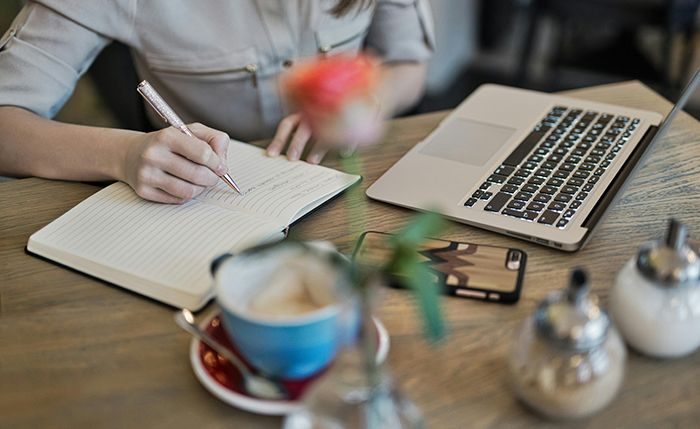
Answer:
[{"left": 516, "top": 0, "right": 700, "bottom": 94}]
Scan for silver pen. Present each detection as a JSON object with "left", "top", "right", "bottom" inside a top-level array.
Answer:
[{"left": 137, "top": 80, "right": 242, "bottom": 195}]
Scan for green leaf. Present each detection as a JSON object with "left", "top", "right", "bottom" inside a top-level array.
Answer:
[{"left": 385, "top": 211, "right": 448, "bottom": 341}]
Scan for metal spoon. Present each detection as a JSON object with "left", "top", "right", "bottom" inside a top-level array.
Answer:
[{"left": 174, "top": 309, "right": 288, "bottom": 400}]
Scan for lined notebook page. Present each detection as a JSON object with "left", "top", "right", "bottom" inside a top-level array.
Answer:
[
  {"left": 29, "top": 182, "right": 283, "bottom": 307},
  {"left": 195, "top": 140, "right": 360, "bottom": 225}
]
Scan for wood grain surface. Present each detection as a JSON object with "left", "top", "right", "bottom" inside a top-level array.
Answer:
[{"left": 1, "top": 81, "right": 699, "bottom": 429}]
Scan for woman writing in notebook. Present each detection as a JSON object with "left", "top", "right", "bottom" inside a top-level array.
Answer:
[{"left": 0, "top": 0, "right": 434, "bottom": 203}]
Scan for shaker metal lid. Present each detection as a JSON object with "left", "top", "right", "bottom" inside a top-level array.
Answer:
[
  {"left": 637, "top": 219, "right": 700, "bottom": 287},
  {"left": 535, "top": 269, "right": 610, "bottom": 351}
]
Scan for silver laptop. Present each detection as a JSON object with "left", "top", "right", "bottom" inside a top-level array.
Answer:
[{"left": 367, "top": 70, "right": 700, "bottom": 251}]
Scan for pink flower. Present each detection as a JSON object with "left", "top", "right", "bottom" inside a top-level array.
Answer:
[{"left": 282, "top": 54, "right": 384, "bottom": 147}]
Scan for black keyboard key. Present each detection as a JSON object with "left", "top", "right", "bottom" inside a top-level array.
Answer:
[
  {"left": 576, "top": 192, "right": 588, "bottom": 201},
  {"left": 585, "top": 155, "right": 601, "bottom": 164},
  {"left": 522, "top": 161, "right": 538, "bottom": 170},
  {"left": 611, "top": 145, "right": 622, "bottom": 153},
  {"left": 547, "top": 134, "right": 562, "bottom": 142},
  {"left": 583, "top": 135, "right": 597, "bottom": 143},
  {"left": 548, "top": 201, "right": 567, "bottom": 212},
  {"left": 593, "top": 168, "right": 605, "bottom": 176},
  {"left": 569, "top": 200, "right": 582, "bottom": 209},
  {"left": 599, "top": 113, "right": 614, "bottom": 123},
  {"left": 552, "top": 170, "right": 570, "bottom": 179},
  {"left": 578, "top": 163, "right": 595, "bottom": 171},
  {"left": 538, "top": 210, "right": 560, "bottom": 225},
  {"left": 553, "top": 148, "right": 568, "bottom": 156},
  {"left": 561, "top": 186, "right": 578, "bottom": 194},
  {"left": 528, "top": 176, "right": 546, "bottom": 185},
  {"left": 563, "top": 209, "right": 576, "bottom": 219},
  {"left": 502, "top": 131, "right": 546, "bottom": 167},
  {"left": 533, "top": 193, "right": 551, "bottom": 203},
  {"left": 501, "top": 184, "right": 519, "bottom": 193},
  {"left": 508, "top": 200, "right": 526, "bottom": 210},
  {"left": 559, "top": 163, "right": 575, "bottom": 171},
  {"left": 508, "top": 177, "right": 526, "bottom": 185},
  {"left": 567, "top": 178, "right": 584, "bottom": 187},
  {"left": 583, "top": 183, "right": 594, "bottom": 192},
  {"left": 522, "top": 184, "right": 539, "bottom": 194},
  {"left": 565, "top": 156, "right": 581, "bottom": 164},
  {"left": 577, "top": 142, "right": 593, "bottom": 150},
  {"left": 590, "top": 149, "right": 606, "bottom": 157},
  {"left": 527, "top": 202, "right": 546, "bottom": 211},
  {"left": 480, "top": 191, "right": 493, "bottom": 200},
  {"left": 588, "top": 176, "right": 599, "bottom": 184},
  {"left": 541, "top": 140, "right": 557, "bottom": 149},
  {"left": 540, "top": 185, "right": 557, "bottom": 194},
  {"left": 596, "top": 142, "right": 612, "bottom": 150},
  {"left": 534, "top": 148, "right": 549, "bottom": 156},
  {"left": 502, "top": 208, "right": 523, "bottom": 218},
  {"left": 554, "top": 193, "right": 573, "bottom": 203},
  {"left": 573, "top": 170, "right": 590, "bottom": 179},
  {"left": 522, "top": 210, "right": 539, "bottom": 221},
  {"left": 542, "top": 161, "right": 558, "bottom": 170},
  {"left": 472, "top": 190, "right": 483, "bottom": 198},
  {"left": 534, "top": 124, "right": 551, "bottom": 133},
  {"left": 556, "top": 219, "right": 569, "bottom": 228},
  {"left": 528, "top": 155, "right": 544, "bottom": 163},
  {"left": 547, "top": 154, "right": 564, "bottom": 163},
  {"left": 558, "top": 140, "right": 575, "bottom": 148},
  {"left": 534, "top": 169, "right": 551, "bottom": 177},
  {"left": 571, "top": 148, "right": 587, "bottom": 157},
  {"left": 514, "top": 192, "right": 533, "bottom": 201},
  {"left": 546, "top": 178, "right": 565, "bottom": 187},
  {"left": 480, "top": 182, "right": 491, "bottom": 190},
  {"left": 487, "top": 174, "right": 507, "bottom": 183},
  {"left": 484, "top": 192, "right": 511, "bottom": 212},
  {"left": 514, "top": 169, "right": 531, "bottom": 178},
  {"left": 570, "top": 109, "right": 583, "bottom": 116},
  {"left": 464, "top": 198, "right": 478, "bottom": 207},
  {"left": 494, "top": 165, "right": 515, "bottom": 176}
]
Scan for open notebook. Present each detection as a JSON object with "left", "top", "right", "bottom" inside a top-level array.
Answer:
[{"left": 27, "top": 140, "right": 360, "bottom": 310}]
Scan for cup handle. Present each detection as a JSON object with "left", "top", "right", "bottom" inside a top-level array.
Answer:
[{"left": 210, "top": 253, "right": 234, "bottom": 277}]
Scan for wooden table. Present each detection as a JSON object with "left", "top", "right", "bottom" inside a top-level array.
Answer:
[{"left": 2, "top": 81, "right": 699, "bottom": 428}]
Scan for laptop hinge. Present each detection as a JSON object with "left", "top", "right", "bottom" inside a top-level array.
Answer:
[{"left": 581, "top": 125, "right": 660, "bottom": 233}]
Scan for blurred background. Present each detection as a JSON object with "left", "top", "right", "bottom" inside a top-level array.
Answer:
[{"left": 1, "top": 0, "right": 700, "bottom": 131}]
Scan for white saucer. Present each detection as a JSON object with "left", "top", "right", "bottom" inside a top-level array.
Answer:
[{"left": 189, "top": 313, "right": 390, "bottom": 416}]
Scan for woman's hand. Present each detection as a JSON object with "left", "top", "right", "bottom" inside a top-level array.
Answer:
[
  {"left": 265, "top": 113, "right": 331, "bottom": 165},
  {"left": 122, "top": 123, "right": 230, "bottom": 204}
]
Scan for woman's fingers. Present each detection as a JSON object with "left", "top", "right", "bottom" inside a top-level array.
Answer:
[
  {"left": 162, "top": 127, "right": 228, "bottom": 176},
  {"left": 188, "top": 122, "right": 231, "bottom": 163},
  {"left": 286, "top": 119, "right": 313, "bottom": 161},
  {"left": 150, "top": 169, "right": 207, "bottom": 201},
  {"left": 306, "top": 142, "right": 331, "bottom": 165},
  {"left": 267, "top": 113, "right": 303, "bottom": 157}
]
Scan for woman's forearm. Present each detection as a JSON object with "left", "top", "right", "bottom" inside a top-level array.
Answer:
[
  {"left": 0, "top": 106, "right": 140, "bottom": 182},
  {"left": 378, "top": 62, "right": 428, "bottom": 118}
]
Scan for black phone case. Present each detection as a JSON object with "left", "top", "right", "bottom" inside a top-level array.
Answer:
[{"left": 352, "top": 231, "right": 527, "bottom": 303}]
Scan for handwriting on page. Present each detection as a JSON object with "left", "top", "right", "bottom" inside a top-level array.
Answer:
[
  {"left": 37, "top": 183, "right": 279, "bottom": 293},
  {"left": 195, "top": 142, "right": 353, "bottom": 224}
]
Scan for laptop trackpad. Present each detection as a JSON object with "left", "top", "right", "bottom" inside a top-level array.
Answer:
[{"left": 419, "top": 119, "right": 516, "bottom": 167}]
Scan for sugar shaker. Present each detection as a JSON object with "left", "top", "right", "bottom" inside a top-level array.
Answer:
[
  {"left": 509, "top": 269, "right": 626, "bottom": 419},
  {"left": 610, "top": 219, "right": 700, "bottom": 358}
]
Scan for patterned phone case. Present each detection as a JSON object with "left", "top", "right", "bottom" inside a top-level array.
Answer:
[{"left": 353, "top": 231, "right": 527, "bottom": 303}]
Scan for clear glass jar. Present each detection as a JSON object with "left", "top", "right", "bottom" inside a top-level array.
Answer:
[{"left": 509, "top": 269, "right": 626, "bottom": 419}]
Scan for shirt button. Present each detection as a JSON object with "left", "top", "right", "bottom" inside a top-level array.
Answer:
[{"left": 283, "top": 60, "right": 293, "bottom": 68}]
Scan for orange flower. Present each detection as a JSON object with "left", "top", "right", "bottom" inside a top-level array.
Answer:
[{"left": 282, "top": 54, "right": 384, "bottom": 147}]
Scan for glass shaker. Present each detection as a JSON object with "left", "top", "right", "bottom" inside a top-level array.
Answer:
[
  {"left": 509, "top": 269, "right": 626, "bottom": 419},
  {"left": 610, "top": 219, "right": 700, "bottom": 358}
]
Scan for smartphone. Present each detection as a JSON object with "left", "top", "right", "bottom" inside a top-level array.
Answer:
[{"left": 352, "top": 231, "right": 527, "bottom": 303}]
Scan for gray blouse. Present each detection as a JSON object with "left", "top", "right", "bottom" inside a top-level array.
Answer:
[{"left": 0, "top": 0, "right": 435, "bottom": 141}]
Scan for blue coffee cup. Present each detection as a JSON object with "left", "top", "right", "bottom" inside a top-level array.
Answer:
[{"left": 212, "top": 242, "right": 358, "bottom": 380}]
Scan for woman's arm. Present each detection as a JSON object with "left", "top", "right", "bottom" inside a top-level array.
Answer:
[{"left": 0, "top": 106, "right": 230, "bottom": 204}]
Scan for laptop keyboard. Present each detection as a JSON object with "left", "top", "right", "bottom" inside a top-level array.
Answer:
[{"left": 464, "top": 106, "right": 641, "bottom": 229}]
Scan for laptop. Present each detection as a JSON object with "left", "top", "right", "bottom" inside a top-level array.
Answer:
[{"left": 367, "top": 70, "right": 700, "bottom": 251}]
